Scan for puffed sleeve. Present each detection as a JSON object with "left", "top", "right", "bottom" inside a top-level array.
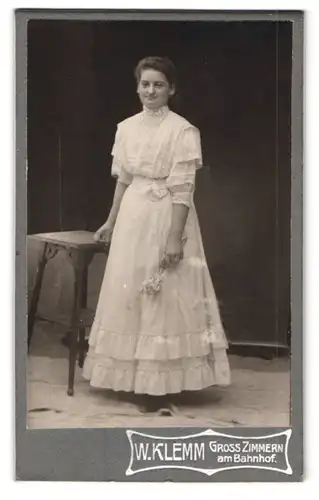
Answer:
[
  {"left": 166, "top": 125, "right": 203, "bottom": 207},
  {"left": 110, "top": 125, "right": 133, "bottom": 185}
]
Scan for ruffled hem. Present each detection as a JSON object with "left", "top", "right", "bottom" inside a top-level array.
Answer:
[
  {"left": 88, "top": 321, "right": 228, "bottom": 361},
  {"left": 82, "top": 351, "right": 231, "bottom": 395}
]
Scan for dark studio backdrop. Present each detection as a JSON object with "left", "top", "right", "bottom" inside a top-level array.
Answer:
[{"left": 27, "top": 20, "right": 292, "bottom": 349}]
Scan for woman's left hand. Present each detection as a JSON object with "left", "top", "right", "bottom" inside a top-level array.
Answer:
[{"left": 162, "top": 234, "right": 184, "bottom": 269}]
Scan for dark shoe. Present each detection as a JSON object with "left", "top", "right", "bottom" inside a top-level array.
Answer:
[{"left": 138, "top": 395, "right": 173, "bottom": 415}]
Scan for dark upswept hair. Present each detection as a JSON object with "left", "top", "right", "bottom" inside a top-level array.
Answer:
[{"left": 134, "top": 56, "right": 177, "bottom": 88}]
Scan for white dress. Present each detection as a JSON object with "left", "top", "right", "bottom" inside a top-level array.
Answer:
[{"left": 83, "top": 105, "right": 231, "bottom": 395}]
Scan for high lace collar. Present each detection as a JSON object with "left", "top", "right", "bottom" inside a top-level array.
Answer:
[{"left": 142, "top": 105, "right": 170, "bottom": 118}]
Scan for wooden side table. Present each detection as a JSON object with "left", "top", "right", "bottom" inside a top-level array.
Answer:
[{"left": 28, "top": 230, "right": 108, "bottom": 396}]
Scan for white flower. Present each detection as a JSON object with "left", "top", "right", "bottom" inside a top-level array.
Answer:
[{"left": 140, "top": 268, "right": 166, "bottom": 295}]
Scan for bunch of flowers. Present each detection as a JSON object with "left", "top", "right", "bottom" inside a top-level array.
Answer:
[
  {"left": 140, "top": 237, "right": 187, "bottom": 295},
  {"left": 140, "top": 265, "right": 166, "bottom": 295}
]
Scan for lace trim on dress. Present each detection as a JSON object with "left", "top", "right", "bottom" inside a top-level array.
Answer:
[
  {"left": 142, "top": 105, "right": 170, "bottom": 117},
  {"left": 139, "top": 105, "right": 170, "bottom": 127},
  {"left": 83, "top": 350, "right": 231, "bottom": 395},
  {"left": 86, "top": 320, "right": 228, "bottom": 361}
]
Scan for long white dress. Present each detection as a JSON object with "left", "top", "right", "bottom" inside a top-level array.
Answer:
[{"left": 83, "top": 105, "right": 231, "bottom": 395}]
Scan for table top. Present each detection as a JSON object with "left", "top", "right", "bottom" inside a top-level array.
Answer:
[{"left": 28, "top": 230, "right": 108, "bottom": 251}]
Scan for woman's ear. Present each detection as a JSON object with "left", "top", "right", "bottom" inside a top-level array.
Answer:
[{"left": 169, "top": 85, "right": 176, "bottom": 97}]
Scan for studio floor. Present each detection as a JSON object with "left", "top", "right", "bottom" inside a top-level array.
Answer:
[{"left": 27, "top": 320, "right": 291, "bottom": 429}]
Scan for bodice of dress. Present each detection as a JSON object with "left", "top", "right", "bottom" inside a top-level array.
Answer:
[{"left": 111, "top": 106, "right": 203, "bottom": 206}]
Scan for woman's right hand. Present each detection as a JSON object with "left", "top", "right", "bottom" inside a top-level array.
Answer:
[{"left": 94, "top": 221, "right": 114, "bottom": 245}]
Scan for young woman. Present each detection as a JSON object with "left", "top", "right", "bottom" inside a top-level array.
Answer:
[{"left": 83, "top": 56, "right": 230, "bottom": 410}]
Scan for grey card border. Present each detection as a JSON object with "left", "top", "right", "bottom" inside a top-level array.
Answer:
[{"left": 15, "top": 9, "right": 303, "bottom": 482}]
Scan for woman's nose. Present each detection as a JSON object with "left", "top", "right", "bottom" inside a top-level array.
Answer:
[{"left": 147, "top": 84, "right": 155, "bottom": 95}]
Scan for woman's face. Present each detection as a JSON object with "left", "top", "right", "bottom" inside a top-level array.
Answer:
[{"left": 137, "top": 69, "right": 175, "bottom": 110}]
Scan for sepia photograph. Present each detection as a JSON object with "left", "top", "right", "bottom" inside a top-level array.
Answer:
[{"left": 25, "top": 15, "right": 293, "bottom": 432}]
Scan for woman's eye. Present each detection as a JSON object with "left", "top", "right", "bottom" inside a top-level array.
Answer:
[{"left": 140, "top": 81, "right": 165, "bottom": 89}]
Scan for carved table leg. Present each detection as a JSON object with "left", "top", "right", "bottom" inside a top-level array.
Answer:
[
  {"left": 62, "top": 251, "right": 94, "bottom": 365},
  {"left": 78, "top": 265, "right": 88, "bottom": 369},
  {"left": 67, "top": 250, "right": 84, "bottom": 396},
  {"left": 28, "top": 242, "right": 58, "bottom": 350}
]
